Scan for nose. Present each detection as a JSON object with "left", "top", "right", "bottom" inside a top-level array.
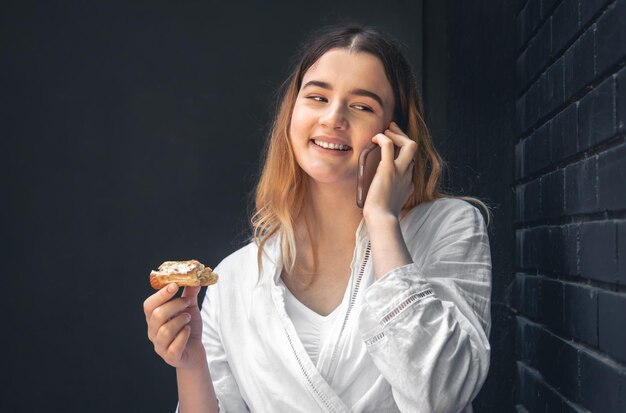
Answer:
[{"left": 319, "top": 103, "right": 348, "bottom": 130}]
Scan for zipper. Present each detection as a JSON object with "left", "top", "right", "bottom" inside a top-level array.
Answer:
[
  {"left": 284, "top": 327, "right": 341, "bottom": 413},
  {"left": 283, "top": 241, "right": 371, "bottom": 412},
  {"left": 327, "top": 242, "right": 371, "bottom": 376}
]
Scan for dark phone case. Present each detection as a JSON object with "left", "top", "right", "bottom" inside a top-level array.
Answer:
[{"left": 356, "top": 143, "right": 382, "bottom": 208}]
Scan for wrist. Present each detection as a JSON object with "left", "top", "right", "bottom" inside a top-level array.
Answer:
[
  {"left": 176, "top": 355, "right": 209, "bottom": 374},
  {"left": 175, "top": 341, "right": 208, "bottom": 372},
  {"left": 363, "top": 209, "right": 399, "bottom": 229}
]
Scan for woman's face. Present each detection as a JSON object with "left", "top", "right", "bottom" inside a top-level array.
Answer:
[{"left": 289, "top": 48, "right": 395, "bottom": 186}]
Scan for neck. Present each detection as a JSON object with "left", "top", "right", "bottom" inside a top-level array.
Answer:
[{"left": 300, "top": 178, "right": 363, "bottom": 242}]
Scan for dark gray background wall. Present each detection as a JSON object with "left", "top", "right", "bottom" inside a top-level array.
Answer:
[
  {"left": 513, "top": 0, "right": 626, "bottom": 411},
  {"left": 0, "top": 1, "right": 432, "bottom": 412}
]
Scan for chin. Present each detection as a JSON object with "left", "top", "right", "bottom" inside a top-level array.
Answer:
[{"left": 304, "top": 169, "right": 357, "bottom": 186}]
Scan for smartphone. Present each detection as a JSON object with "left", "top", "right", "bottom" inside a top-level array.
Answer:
[{"left": 356, "top": 143, "right": 382, "bottom": 208}]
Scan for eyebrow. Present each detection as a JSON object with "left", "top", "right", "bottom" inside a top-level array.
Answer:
[{"left": 302, "top": 80, "right": 385, "bottom": 108}]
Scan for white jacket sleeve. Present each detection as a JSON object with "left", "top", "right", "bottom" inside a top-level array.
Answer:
[
  {"left": 198, "top": 275, "right": 250, "bottom": 412},
  {"left": 358, "top": 201, "right": 492, "bottom": 413}
]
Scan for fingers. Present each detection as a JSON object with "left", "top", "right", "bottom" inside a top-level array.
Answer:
[
  {"left": 371, "top": 133, "right": 396, "bottom": 166},
  {"left": 165, "top": 324, "right": 192, "bottom": 363},
  {"left": 181, "top": 286, "right": 201, "bottom": 307},
  {"left": 143, "top": 283, "right": 179, "bottom": 320},
  {"left": 385, "top": 122, "right": 417, "bottom": 168},
  {"left": 371, "top": 122, "right": 417, "bottom": 171},
  {"left": 146, "top": 293, "right": 194, "bottom": 342},
  {"left": 154, "top": 312, "right": 192, "bottom": 361}
]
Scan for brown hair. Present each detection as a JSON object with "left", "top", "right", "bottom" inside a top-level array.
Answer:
[{"left": 251, "top": 24, "right": 490, "bottom": 273}]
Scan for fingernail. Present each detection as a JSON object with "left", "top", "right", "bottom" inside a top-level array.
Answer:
[
  {"left": 184, "top": 313, "right": 191, "bottom": 322},
  {"left": 167, "top": 284, "right": 177, "bottom": 293}
]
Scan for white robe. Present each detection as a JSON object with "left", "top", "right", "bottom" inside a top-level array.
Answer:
[{"left": 183, "top": 197, "right": 491, "bottom": 413}]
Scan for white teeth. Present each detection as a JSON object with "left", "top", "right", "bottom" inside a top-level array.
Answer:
[{"left": 313, "top": 139, "right": 350, "bottom": 151}]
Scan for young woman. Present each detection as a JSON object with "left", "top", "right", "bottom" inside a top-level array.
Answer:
[{"left": 144, "top": 25, "right": 492, "bottom": 413}]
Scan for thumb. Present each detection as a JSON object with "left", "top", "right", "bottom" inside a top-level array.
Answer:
[{"left": 181, "top": 286, "right": 201, "bottom": 303}]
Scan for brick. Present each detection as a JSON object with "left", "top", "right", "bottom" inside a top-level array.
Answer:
[
  {"left": 516, "top": 140, "right": 525, "bottom": 180},
  {"left": 518, "top": 2, "right": 530, "bottom": 49},
  {"left": 582, "top": 0, "right": 613, "bottom": 27},
  {"left": 595, "top": 0, "right": 626, "bottom": 76},
  {"left": 517, "top": 318, "right": 541, "bottom": 371},
  {"left": 523, "top": 0, "right": 543, "bottom": 45},
  {"left": 525, "top": 123, "right": 550, "bottom": 174},
  {"left": 536, "top": 227, "right": 551, "bottom": 270},
  {"left": 516, "top": 230, "right": 524, "bottom": 268},
  {"left": 580, "top": 221, "right": 618, "bottom": 283},
  {"left": 617, "top": 67, "right": 626, "bottom": 132},
  {"left": 527, "top": 227, "right": 548, "bottom": 270},
  {"left": 538, "top": 58, "right": 564, "bottom": 116},
  {"left": 519, "top": 363, "right": 567, "bottom": 412},
  {"left": 545, "top": 226, "right": 561, "bottom": 273},
  {"left": 597, "top": 143, "right": 626, "bottom": 210},
  {"left": 541, "top": 169, "right": 564, "bottom": 219},
  {"left": 520, "top": 228, "right": 529, "bottom": 267},
  {"left": 514, "top": 272, "right": 524, "bottom": 310},
  {"left": 564, "top": 155, "right": 598, "bottom": 215},
  {"left": 552, "top": 0, "right": 580, "bottom": 55},
  {"left": 517, "top": 276, "right": 566, "bottom": 330},
  {"left": 539, "top": 278, "right": 564, "bottom": 333},
  {"left": 598, "top": 291, "right": 626, "bottom": 363},
  {"left": 516, "top": 316, "right": 540, "bottom": 362},
  {"left": 564, "top": 28, "right": 595, "bottom": 101},
  {"left": 520, "top": 229, "right": 531, "bottom": 268},
  {"left": 525, "top": 82, "right": 540, "bottom": 132},
  {"left": 517, "top": 325, "right": 598, "bottom": 412},
  {"left": 516, "top": 93, "right": 527, "bottom": 135},
  {"left": 551, "top": 103, "right": 578, "bottom": 162},
  {"left": 515, "top": 404, "right": 529, "bottom": 413},
  {"left": 563, "top": 400, "right": 591, "bottom": 413},
  {"left": 528, "top": 19, "right": 553, "bottom": 80},
  {"left": 537, "top": 325, "right": 579, "bottom": 399},
  {"left": 518, "top": 11, "right": 527, "bottom": 50},
  {"left": 541, "top": 0, "right": 559, "bottom": 18},
  {"left": 563, "top": 283, "right": 598, "bottom": 346},
  {"left": 516, "top": 185, "right": 524, "bottom": 222},
  {"left": 517, "top": 48, "right": 529, "bottom": 92},
  {"left": 560, "top": 224, "right": 579, "bottom": 276},
  {"left": 524, "top": 178, "right": 542, "bottom": 221},
  {"left": 619, "top": 222, "right": 626, "bottom": 285},
  {"left": 516, "top": 361, "right": 534, "bottom": 408},
  {"left": 578, "top": 347, "right": 626, "bottom": 412},
  {"left": 578, "top": 76, "right": 616, "bottom": 151},
  {"left": 520, "top": 276, "right": 541, "bottom": 319},
  {"left": 518, "top": 0, "right": 528, "bottom": 14}
]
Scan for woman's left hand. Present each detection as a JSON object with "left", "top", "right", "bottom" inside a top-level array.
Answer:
[{"left": 363, "top": 121, "right": 417, "bottom": 221}]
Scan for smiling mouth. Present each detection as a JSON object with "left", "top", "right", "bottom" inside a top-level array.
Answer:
[{"left": 311, "top": 139, "right": 352, "bottom": 151}]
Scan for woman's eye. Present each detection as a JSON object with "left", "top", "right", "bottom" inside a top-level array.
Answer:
[
  {"left": 306, "top": 96, "right": 327, "bottom": 103},
  {"left": 353, "top": 104, "right": 373, "bottom": 112}
]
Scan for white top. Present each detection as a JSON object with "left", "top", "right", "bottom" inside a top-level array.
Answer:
[
  {"left": 177, "top": 197, "right": 492, "bottom": 413},
  {"left": 280, "top": 277, "right": 348, "bottom": 366}
]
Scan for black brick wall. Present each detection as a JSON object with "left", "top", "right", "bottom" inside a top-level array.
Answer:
[{"left": 514, "top": 0, "right": 626, "bottom": 411}]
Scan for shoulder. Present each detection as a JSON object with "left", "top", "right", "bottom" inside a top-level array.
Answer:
[
  {"left": 215, "top": 241, "right": 259, "bottom": 273},
  {"left": 400, "top": 197, "right": 488, "bottom": 249},
  {"left": 211, "top": 241, "right": 261, "bottom": 292},
  {"left": 403, "top": 197, "right": 485, "bottom": 231},
  {"left": 211, "top": 236, "right": 281, "bottom": 290}
]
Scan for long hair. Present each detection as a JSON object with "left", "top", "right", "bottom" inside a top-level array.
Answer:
[{"left": 251, "top": 24, "right": 490, "bottom": 273}]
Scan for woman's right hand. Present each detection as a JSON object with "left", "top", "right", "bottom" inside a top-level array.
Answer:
[{"left": 143, "top": 284, "right": 206, "bottom": 370}]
